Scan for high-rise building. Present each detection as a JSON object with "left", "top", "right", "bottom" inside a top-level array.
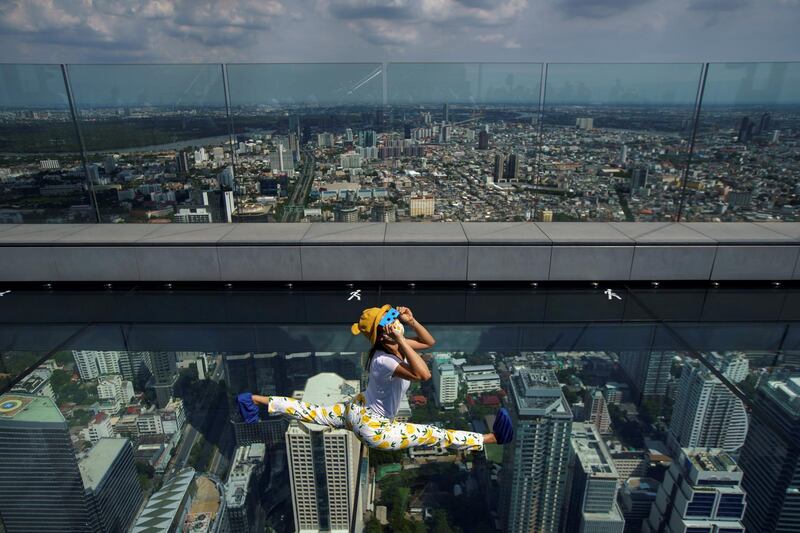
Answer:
[
  {"left": 317, "top": 132, "right": 335, "bottom": 148},
  {"left": 500, "top": 369, "right": 572, "bottom": 533},
  {"left": 442, "top": 103, "right": 450, "bottom": 122},
  {"left": 201, "top": 190, "right": 236, "bottom": 223},
  {"left": 618, "top": 478, "right": 658, "bottom": 533},
  {"left": 286, "top": 373, "right": 367, "bottom": 533},
  {"left": 461, "top": 365, "right": 501, "bottom": 394},
  {"left": 478, "top": 129, "right": 490, "bottom": 150},
  {"left": 506, "top": 153, "right": 522, "bottom": 180},
  {"left": 225, "top": 443, "right": 267, "bottom": 533},
  {"left": 361, "top": 129, "right": 377, "bottom": 148},
  {"left": 371, "top": 202, "right": 396, "bottom": 223},
  {"left": 432, "top": 354, "right": 459, "bottom": 408},
  {"left": 81, "top": 412, "right": 115, "bottom": 443},
  {"left": 757, "top": 112, "right": 771, "bottom": 134},
  {"left": 618, "top": 351, "right": 672, "bottom": 404},
  {"left": 576, "top": 117, "right": 594, "bottom": 130},
  {"left": 667, "top": 362, "right": 748, "bottom": 453},
  {"left": 739, "top": 375, "right": 800, "bottom": 533},
  {"left": 541, "top": 209, "right": 554, "bottom": 222},
  {"left": 494, "top": 153, "right": 506, "bottom": 182},
  {"left": 565, "top": 423, "right": 625, "bottom": 533},
  {"left": 97, "top": 374, "right": 134, "bottom": 407},
  {"left": 619, "top": 144, "right": 628, "bottom": 166},
  {"left": 345, "top": 128, "right": 354, "bottom": 142},
  {"left": 630, "top": 166, "right": 649, "bottom": 193},
  {"left": 80, "top": 438, "right": 143, "bottom": 533},
  {"left": 403, "top": 124, "right": 412, "bottom": 140},
  {"left": 0, "top": 394, "right": 95, "bottom": 531},
  {"left": 737, "top": 116, "right": 753, "bottom": 143},
  {"left": 146, "top": 352, "right": 177, "bottom": 408},
  {"left": 643, "top": 448, "right": 746, "bottom": 533},
  {"left": 176, "top": 150, "right": 191, "bottom": 175},
  {"left": 586, "top": 388, "right": 611, "bottom": 434},
  {"left": 72, "top": 350, "right": 121, "bottom": 380},
  {"left": 271, "top": 144, "right": 293, "bottom": 172},
  {"left": 409, "top": 195, "right": 435, "bottom": 217},
  {"left": 340, "top": 152, "right": 362, "bottom": 169},
  {"left": 118, "top": 351, "right": 150, "bottom": 383}
]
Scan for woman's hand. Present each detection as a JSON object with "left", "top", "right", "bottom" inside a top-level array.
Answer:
[
  {"left": 384, "top": 321, "right": 405, "bottom": 343},
  {"left": 397, "top": 306, "right": 415, "bottom": 324}
]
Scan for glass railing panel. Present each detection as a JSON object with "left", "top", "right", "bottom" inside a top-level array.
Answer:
[
  {"left": 541, "top": 63, "right": 703, "bottom": 222},
  {"left": 684, "top": 62, "right": 800, "bottom": 222},
  {"left": 226, "top": 63, "right": 384, "bottom": 222},
  {"left": 0, "top": 64, "right": 91, "bottom": 223},
  {"left": 385, "top": 62, "right": 543, "bottom": 222},
  {"left": 66, "top": 64, "right": 229, "bottom": 223}
]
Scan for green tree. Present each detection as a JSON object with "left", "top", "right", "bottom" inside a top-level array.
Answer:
[
  {"left": 365, "top": 518, "right": 384, "bottom": 533},
  {"left": 432, "top": 509, "right": 456, "bottom": 533}
]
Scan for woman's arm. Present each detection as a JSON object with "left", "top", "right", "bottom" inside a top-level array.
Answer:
[
  {"left": 398, "top": 307, "right": 436, "bottom": 349},
  {"left": 392, "top": 336, "right": 432, "bottom": 381}
]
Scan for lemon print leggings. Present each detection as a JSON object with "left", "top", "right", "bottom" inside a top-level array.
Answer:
[{"left": 266, "top": 392, "right": 484, "bottom": 452}]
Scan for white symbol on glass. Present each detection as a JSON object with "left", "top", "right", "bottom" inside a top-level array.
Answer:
[
  {"left": 348, "top": 290, "right": 361, "bottom": 301},
  {"left": 0, "top": 291, "right": 10, "bottom": 297},
  {"left": 604, "top": 289, "right": 621, "bottom": 301}
]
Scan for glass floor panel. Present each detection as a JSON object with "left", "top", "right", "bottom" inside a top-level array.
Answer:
[{"left": 0, "top": 285, "right": 797, "bottom": 533}]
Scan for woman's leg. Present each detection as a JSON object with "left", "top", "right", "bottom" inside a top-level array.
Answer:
[
  {"left": 349, "top": 404, "right": 484, "bottom": 452},
  {"left": 252, "top": 394, "right": 347, "bottom": 429}
]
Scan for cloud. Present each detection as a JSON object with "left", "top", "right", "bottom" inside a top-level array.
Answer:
[
  {"left": 688, "top": 0, "right": 750, "bottom": 10},
  {"left": 347, "top": 18, "right": 420, "bottom": 45},
  {"left": 552, "top": 0, "right": 652, "bottom": 19}
]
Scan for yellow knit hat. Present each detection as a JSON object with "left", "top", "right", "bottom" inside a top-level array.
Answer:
[{"left": 350, "top": 304, "right": 393, "bottom": 345}]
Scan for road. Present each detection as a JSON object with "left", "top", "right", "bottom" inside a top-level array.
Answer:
[{"left": 280, "top": 149, "right": 316, "bottom": 222}]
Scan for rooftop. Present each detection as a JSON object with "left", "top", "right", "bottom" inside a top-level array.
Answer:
[
  {"left": 510, "top": 369, "right": 571, "bottom": 418},
  {"left": 299, "top": 372, "right": 359, "bottom": 430},
  {"left": 79, "top": 438, "right": 128, "bottom": 491},
  {"left": 571, "top": 423, "right": 618, "bottom": 479},
  {"left": 132, "top": 467, "right": 195, "bottom": 533},
  {"left": 0, "top": 393, "right": 65, "bottom": 424}
]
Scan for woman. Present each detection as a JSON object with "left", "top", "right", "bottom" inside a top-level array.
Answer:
[{"left": 237, "top": 304, "right": 513, "bottom": 452}]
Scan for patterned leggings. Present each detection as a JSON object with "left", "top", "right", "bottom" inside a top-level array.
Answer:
[{"left": 266, "top": 393, "right": 483, "bottom": 452}]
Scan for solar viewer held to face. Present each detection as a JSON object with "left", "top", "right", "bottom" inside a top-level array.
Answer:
[{"left": 237, "top": 305, "right": 514, "bottom": 451}]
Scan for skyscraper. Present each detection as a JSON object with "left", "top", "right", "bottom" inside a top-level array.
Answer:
[
  {"left": 500, "top": 369, "right": 573, "bottom": 533},
  {"left": 478, "top": 129, "right": 489, "bottom": 150},
  {"left": 146, "top": 351, "right": 177, "bottom": 408},
  {"left": 565, "top": 423, "right": 625, "bottom": 533},
  {"left": 80, "top": 438, "right": 143, "bottom": 533},
  {"left": 506, "top": 153, "right": 522, "bottom": 180},
  {"left": 617, "top": 351, "right": 672, "bottom": 404},
  {"left": 0, "top": 394, "right": 101, "bottom": 532},
  {"left": 630, "top": 166, "right": 648, "bottom": 193},
  {"left": 643, "top": 448, "right": 746, "bottom": 533},
  {"left": 737, "top": 116, "right": 753, "bottom": 143},
  {"left": 618, "top": 478, "right": 658, "bottom": 533},
  {"left": 72, "top": 350, "right": 121, "bottom": 380},
  {"left": 619, "top": 144, "right": 628, "bottom": 166},
  {"left": 667, "top": 362, "right": 748, "bottom": 453},
  {"left": 494, "top": 153, "right": 506, "bottom": 182},
  {"left": 286, "top": 373, "right": 367, "bottom": 532},
  {"left": 176, "top": 150, "right": 191, "bottom": 175},
  {"left": 442, "top": 103, "right": 450, "bottom": 122},
  {"left": 739, "top": 375, "right": 800, "bottom": 532}
]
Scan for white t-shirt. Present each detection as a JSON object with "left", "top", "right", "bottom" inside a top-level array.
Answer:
[{"left": 364, "top": 350, "right": 410, "bottom": 419}]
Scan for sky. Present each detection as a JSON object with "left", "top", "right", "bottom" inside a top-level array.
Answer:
[{"left": 0, "top": 0, "right": 799, "bottom": 64}]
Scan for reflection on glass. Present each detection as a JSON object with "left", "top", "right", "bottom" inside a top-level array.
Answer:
[
  {"left": 227, "top": 63, "right": 383, "bottom": 222},
  {"left": 0, "top": 64, "right": 91, "bottom": 223},
  {"left": 67, "top": 64, "right": 230, "bottom": 223},
  {"left": 686, "top": 62, "right": 800, "bottom": 222},
  {"left": 541, "top": 63, "right": 703, "bottom": 222}
]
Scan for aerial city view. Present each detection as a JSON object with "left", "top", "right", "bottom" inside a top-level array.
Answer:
[
  {"left": 1, "top": 63, "right": 798, "bottom": 226},
  {"left": 1, "top": 1, "right": 800, "bottom": 533}
]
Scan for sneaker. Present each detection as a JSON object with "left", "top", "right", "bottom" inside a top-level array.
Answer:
[
  {"left": 237, "top": 392, "right": 260, "bottom": 424},
  {"left": 493, "top": 408, "right": 514, "bottom": 444}
]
